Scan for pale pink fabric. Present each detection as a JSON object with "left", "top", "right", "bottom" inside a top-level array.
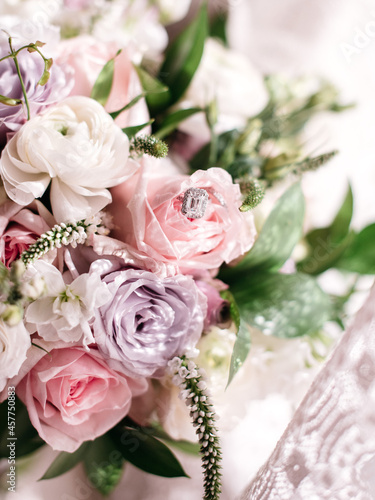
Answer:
[{"left": 241, "top": 281, "right": 375, "bottom": 499}]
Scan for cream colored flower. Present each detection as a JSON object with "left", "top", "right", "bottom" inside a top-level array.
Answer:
[{"left": 0, "top": 96, "right": 136, "bottom": 223}]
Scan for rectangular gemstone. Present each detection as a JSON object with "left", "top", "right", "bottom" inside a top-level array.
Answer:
[{"left": 181, "top": 188, "right": 209, "bottom": 219}]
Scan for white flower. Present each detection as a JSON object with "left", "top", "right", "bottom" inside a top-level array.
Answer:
[
  {"left": 25, "top": 261, "right": 112, "bottom": 348},
  {"left": 0, "top": 96, "right": 137, "bottom": 223},
  {"left": 0, "top": 317, "right": 31, "bottom": 392},
  {"left": 154, "top": 0, "right": 192, "bottom": 24},
  {"left": 92, "top": 0, "right": 168, "bottom": 62},
  {"left": 177, "top": 38, "right": 268, "bottom": 142}
]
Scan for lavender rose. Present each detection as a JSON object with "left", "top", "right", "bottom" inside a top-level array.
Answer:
[
  {"left": 93, "top": 267, "right": 206, "bottom": 378},
  {"left": 0, "top": 18, "right": 73, "bottom": 144}
]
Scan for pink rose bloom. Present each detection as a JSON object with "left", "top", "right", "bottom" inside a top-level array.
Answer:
[
  {"left": 109, "top": 165, "right": 256, "bottom": 273},
  {"left": 16, "top": 347, "right": 148, "bottom": 452},
  {"left": 57, "top": 36, "right": 149, "bottom": 128},
  {"left": 195, "top": 279, "right": 232, "bottom": 331},
  {"left": 0, "top": 201, "right": 50, "bottom": 267}
]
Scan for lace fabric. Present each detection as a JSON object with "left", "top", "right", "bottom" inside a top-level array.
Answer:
[{"left": 240, "top": 282, "right": 375, "bottom": 500}]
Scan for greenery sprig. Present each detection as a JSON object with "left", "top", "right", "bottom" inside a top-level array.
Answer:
[
  {"left": 0, "top": 34, "right": 53, "bottom": 120},
  {"left": 168, "top": 355, "right": 222, "bottom": 500}
]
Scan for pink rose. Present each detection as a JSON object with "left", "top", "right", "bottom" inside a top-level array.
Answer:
[
  {"left": 109, "top": 164, "right": 256, "bottom": 273},
  {"left": 57, "top": 36, "right": 149, "bottom": 128},
  {"left": 0, "top": 201, "right": 50, "bottom": 267},
  {"left": 195, "top": 279, "right": 231, "bottom": 331},
  {"left": 16, "top": 347, "right": 148, "bottom": 452}
]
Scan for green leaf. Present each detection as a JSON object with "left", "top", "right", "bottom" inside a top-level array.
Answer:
[
  {"left": 0, "top": 397, "right": 44, "bottom": 459},
  {"left": 159, "top": 3, "right": 208, "bottom": 105},
  {"left": 154, "top": 107, "right": 203, "bottom": 139},
  {"left": 230, "top": 183, "right": 304, "bottom": 275},
  {"left": 220, "top": 290, "right": 251, "bottom": 386},
  {"left": 231, "top": 272, "right": 332, "bottom": 338},
  {"left": 210, "top": 14, "right": 228, "bottom": 45},
  {"left": 190, "top": 129, "right": 239, "bottom": 172},
  {"left": 307, "top": 185, "right": 353, "bottom": 248},
  {"left": 298, "top": 185, "right": 353, "bottom": 275},
  {"left": 109, "top": 92, "right": 147, "bottom": 120},
  {"left": 84, "top": 435, "right": 124, "bottom": 496},
  {"left": 91, "top": 50, "right": 121, "bottom": 106},
  {"left": 134, "top": 66, "right": 170, "bottom": 116},
  {"left": 40, "top": 442, "right": 91, "bottom": 480},
  {"left": 111, "top": 426, "right": 188, "bottom": 478},
  {"left": 122, "top": 119, "right": 154, "bottom": 139},
  {"left": 335, "top": 223, "right": 375, "bottom": 274},
  {"left": 145, "top": 425, "right": 200, "bottom": 456},
  {"left": 227, "top": 156, "right": 264, "bottom": 179}
]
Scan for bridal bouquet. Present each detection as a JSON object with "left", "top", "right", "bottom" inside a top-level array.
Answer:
[{"left": 0, "top": 2, "right": 373, "bottom": 499}]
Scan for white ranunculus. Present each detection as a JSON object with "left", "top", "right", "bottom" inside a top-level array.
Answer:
[
  {"left": 154, "top": 0, "right": 192, "bottom": 24},
  {"left": 177, "top": 38, "right": 268, "bottom": 142},
  {"left": 25, "top": 261, "right": 112, "bottom": 348},
  {"left": 0, "top": 96, "right": 136, "bottom": 223},
  {"left": 0, "top": 317, "right": 31, "bottom": 392}
]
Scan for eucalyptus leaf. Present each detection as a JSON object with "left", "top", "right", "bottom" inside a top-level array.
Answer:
[
  {"left": 220, "top": 290, "right": 251, "bottom": 386},
  {"left": 91, "top": 50, "right": 121, "bottom": 106},
  {"left": 231, "top": 272, "right": 332, "bottom": 338},
  {"left": 40, "top": 441, "right": 91, "bottom": 480},
  {"left": 111, "top": 427, "right": 188, "bottom": 478},
  {"left": 159, "top": 4, "right": 208, "bottom": 105},
  {"left": 84, "top": 435, "right": 124, "bottom": 496},
  {"left": 298, "top": 185, "right": 353, "bottom": 275},
  {"left": 227, "top": 183, "right": 305, "bottom": 276},
  {"left": 335, "top": 223, "right": 375, "bottom": 274},
  {"left": 154, "top": 107, "right": 203, "bottom": 138}
]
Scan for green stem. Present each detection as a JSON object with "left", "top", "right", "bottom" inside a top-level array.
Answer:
[
  {"left": 8, "top": 37, "right": 30, "bottom": 120},
  {"left": 0, "top": 53, "right": 12, "bottom": 63}
]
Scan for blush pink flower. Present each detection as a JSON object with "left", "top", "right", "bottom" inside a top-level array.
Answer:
[
  {"left": 109, "top": 165, "right": 256, "bottom": 273},
  {"left": 0, "top": 201, "right": 50, "bottom": 267},
  {"left": 16, "top": 347, "right": 148, "bottom": 452},
  {"left": 195, "top": 279, "right": 232, "bottom": 331}
]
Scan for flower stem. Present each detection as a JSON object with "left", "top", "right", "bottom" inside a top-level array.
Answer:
[{"left": 8, "top": 37, "right": 30, "bottom": 120}]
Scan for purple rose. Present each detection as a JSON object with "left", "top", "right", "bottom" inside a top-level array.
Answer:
[
  {"left": 0, "top": 19, "right": 73, "bottom": 144},
  {"left": 93, "top": 267, "right": 206, "bottom": 378}
]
